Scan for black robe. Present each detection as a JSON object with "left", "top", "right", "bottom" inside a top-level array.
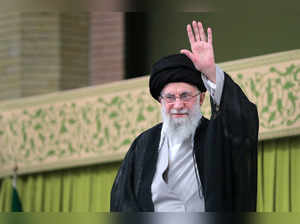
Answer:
[{"left": 110, "top": 73, "right": 259, "bottom": 212}]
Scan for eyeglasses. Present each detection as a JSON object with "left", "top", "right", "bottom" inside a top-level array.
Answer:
[{"left": 160, "top": 92, "right": 201, "bottom": 103}]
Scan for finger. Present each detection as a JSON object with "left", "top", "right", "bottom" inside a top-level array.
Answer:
[
  {"left": 207, "top": 27, "right": 213, "bottom": 45},
  {"left": 180, "top": 49, "right": 195, "bottom": 62},
  {"left": 187, "top": 24, "right": 196, "bottom": 44},
  {"left": 192, "top": 21, "right": 201, "bottom": 41},
  {"left": 198, "top": 21, "right": 207, "bottom": 42}
]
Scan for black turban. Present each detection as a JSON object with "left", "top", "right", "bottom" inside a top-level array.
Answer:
[{"left": 149, "top": 54, "right": 206, "bottom": 101}]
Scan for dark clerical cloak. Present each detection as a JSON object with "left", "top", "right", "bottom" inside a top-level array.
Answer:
[{"left": 110, "top": 73, "right": 259, "bottom": 212}]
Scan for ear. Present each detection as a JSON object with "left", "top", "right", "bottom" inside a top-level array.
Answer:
[{"left": 199, "top": 92, "right": 205, "bottom": 106}]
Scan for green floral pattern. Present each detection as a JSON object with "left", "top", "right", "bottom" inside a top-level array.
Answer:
[
  {"left": 0, "top": 90, "right": 163, "bottom": 168},
  {"left": 1, "top": 52, "right": 300, "bottom": 175},
  {"left": 233, "top": 63, "right": 300, "bottom": 129}
]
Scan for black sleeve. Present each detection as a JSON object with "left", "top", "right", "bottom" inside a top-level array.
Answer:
[
  {"left": 219, "top": 73, "right": 259, "bottom": 211},
  {"left": 205, "top": 72, "right": 259, "bottom": 211},
  {"left": 110, "top": 138, "right": 140, "bottom": 212}
]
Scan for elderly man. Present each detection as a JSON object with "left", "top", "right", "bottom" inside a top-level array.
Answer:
[{"left": 110, "top": 21, "right": 259, "bottom": 212}]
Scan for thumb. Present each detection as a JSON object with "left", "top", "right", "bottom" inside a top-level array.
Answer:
[{"left": 180, "top": 49, "right": 195, "bottom": 62}]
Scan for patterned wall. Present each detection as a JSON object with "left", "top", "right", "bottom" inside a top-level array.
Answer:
[{"left": 1, "top": 49, "right": 300, "bottom": 177}]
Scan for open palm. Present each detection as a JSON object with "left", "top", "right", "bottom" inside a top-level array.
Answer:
[{"left": 181, "top": 21, "right": 216, "bottom": 82}]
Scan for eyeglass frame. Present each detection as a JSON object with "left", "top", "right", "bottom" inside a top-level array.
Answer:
[{"left": 159, "top": 91, "right": 201, "bottom": 104}]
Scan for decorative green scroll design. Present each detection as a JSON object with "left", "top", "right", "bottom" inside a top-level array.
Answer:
[
  {"left": 0, "top": 89, "right": 162, "bottom": 173},
  {"left": 1, "top": 49, "right": 300, "bottom": 177},
  {"left": 233, "top": 64, "right": 300, "bottom": 129}
]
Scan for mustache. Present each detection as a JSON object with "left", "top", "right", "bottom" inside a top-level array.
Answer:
[{"left": 169, "top": 109, "right": 189, "bottom": 115}]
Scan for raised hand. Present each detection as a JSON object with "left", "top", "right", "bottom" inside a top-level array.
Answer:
[{"left": 181, "top": 21, "right": 216, "bottom": 83}]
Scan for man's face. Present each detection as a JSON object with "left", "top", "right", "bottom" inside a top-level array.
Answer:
[{"left": 160, "top": 82, "right": 205, "bottom": 119}]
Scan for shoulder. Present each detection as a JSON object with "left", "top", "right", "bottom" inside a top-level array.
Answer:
[
  {"left": 124, "top": 123, "right": 163, "bottom": 153},
  {"left": 124, "top": 123, "right": 162, "bottom": 164},
  {"left": 134, "top": 123, "right": 163, "bottom": 144}
]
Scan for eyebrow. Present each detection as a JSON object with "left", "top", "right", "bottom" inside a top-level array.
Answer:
[{"left": 163, "top": 91, "right": 193, "bottom": 96}]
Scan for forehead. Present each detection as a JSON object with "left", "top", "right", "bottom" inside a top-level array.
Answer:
[{"left": 162, "top": 82, "right": 198, "bottom": 94}]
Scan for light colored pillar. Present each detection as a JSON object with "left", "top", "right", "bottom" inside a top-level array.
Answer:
[
  {"left": 89, "top": 12, "right": 124, "bottom": 85},
  {"left": 60, "top": 13, "right": 89, "bottom": 90},
  {"left": 0, "top": 12, "right": 22, "bottom": 101},
  {"left": 0, "top": 11, "right": 125, "bottom": 101},
  {"left": 21, "top": 12, "right": 61, "bottom": 97}
]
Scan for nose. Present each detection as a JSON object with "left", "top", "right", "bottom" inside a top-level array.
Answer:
[{"left": 173, "top": 98, "right": 184, "bottom": 109}]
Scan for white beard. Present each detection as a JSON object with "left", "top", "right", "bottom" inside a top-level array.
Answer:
[{"left": 161, "top": 97, "right": 202, "bottom": 144}]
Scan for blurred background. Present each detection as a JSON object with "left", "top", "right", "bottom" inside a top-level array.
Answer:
[
  {"left": 1, "top": 0, "right": 300, "bottom": 212},
  {"left": 1, "top": 9, "right": 300, "bottom": 101}
]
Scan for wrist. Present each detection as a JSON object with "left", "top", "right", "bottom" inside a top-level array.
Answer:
[{"left": 202, "top": 64, "right": 216, "bottom": 83}]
